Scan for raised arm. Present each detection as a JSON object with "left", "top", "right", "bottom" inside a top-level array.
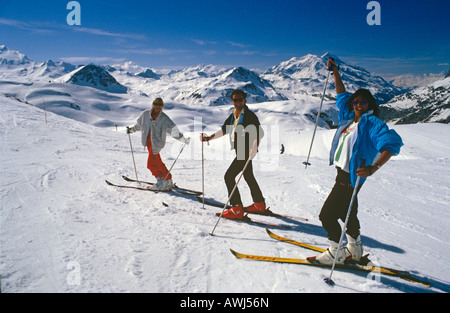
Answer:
[{"left": 328, "top": 58, "right": 346, "bottom": 94}]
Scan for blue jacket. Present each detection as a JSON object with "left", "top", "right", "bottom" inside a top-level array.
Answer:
[{"left": 329, "top": 92, "right": 403, "bottom": 187}]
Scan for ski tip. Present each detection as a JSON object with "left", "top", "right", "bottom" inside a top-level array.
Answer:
[{"left": 324, "top": 277, "right": 335, "bottom": 286}]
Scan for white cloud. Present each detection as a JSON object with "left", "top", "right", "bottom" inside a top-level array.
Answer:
[
  {"left": 115, "top": 48, "right": 190, "bottom": 55},
  {"left": 71, "top": 27, "right": 146, "bottom": 41},
  {"left": 192, "top": 39, "right": 218, "bottom": 46},
  {"left": 60, "top": 56, "right": 126, "bottom": 64}
]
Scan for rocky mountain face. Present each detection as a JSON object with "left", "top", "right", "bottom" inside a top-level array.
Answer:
[
  {"left": 381, "top": 75, "right": 450, "bottom": 124},
  {"left": 66, "top": 64, "right": 128, "bottom": 94}
]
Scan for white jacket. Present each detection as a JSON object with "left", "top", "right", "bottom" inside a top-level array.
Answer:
[{"left": 130, "top": 110, "right": 186, "bottom": 154}]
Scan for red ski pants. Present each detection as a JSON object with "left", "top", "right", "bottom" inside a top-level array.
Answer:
[{"left": 147, "top": 133, "right": 171, "bottom": 180}]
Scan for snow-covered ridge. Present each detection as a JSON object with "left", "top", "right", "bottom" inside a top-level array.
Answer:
[
  {"left": 0, "top": 44, "right": 448, "bottom": 131},
  {"left": 381, "top": 76, "right": 450, "bottom": 124},
  {"left": 262, "top": 53, "right": 403, "bottom": 104}
]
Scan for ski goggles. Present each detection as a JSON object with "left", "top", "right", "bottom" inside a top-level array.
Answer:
[{"left": 351, "top": 100, "right": 369, "bottom": 106}]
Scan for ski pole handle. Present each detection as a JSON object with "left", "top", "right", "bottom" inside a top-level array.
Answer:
[
  {"left": 327, "top": 57, "right": 339, "bottom": 71},
  {"left": 200, "top": 133, "right": 210, "bottom": 146}
]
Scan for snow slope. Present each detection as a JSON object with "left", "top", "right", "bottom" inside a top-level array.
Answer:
[{"left": 1, "top": 95, "right": 449, "bottom": 293}]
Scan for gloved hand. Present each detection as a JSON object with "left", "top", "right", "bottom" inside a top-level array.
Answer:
[
  {"left": 126, "top": 126, "right": 134, "bottom": 134},
  {"left": 181, "top": 136, "right": 191, "bottom": 145},
  {"left": 200, "top": 133, "right": 211, "bottom": 142}
]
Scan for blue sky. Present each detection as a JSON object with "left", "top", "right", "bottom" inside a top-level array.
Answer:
[{"left": 1, "top": 0, "right": 448, "bottom": 74}]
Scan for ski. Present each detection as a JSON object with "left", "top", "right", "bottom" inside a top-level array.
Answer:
[
  {"left": 266, "top": 228, "right": 325, "bottom": 253},
  {"left": 264, "top": 229, "right": 431, "bottom": 287},
  {"left": 122, "top": 175, "right": 202, "bottom": 195},
  {"left": 199, "top": 195, "right": 308, "bottom": 221},
  {"left": 230, "top": 249, "right": 431, "bottom": 287},
  {"left": 105, "top": 180, "right": 198, "bottom": 196},
  {"left": 215, "top": 213, "right": 293, "bottom": 230}
]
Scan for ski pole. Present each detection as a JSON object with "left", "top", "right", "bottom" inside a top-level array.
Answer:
[
  {"left": 201, "top": 137, "right": 205, "bottom": 209},
  {"left": 155, "top": 142, "right": 187, "bottom": 192},
  {"left": 201, "top": 133, "right": 210, "bottom": 209},
  {"left": 209, "top": 157, "right": 252, "bottom": 236},
  {"left": 128, "top": 132, "right": 139, "bottom": 183},
  {"left": 303, "top": 60, "right": 334, "bottom": 168},
  {"left": 325, "top": 161, "right": 364, "bottom": 286}
]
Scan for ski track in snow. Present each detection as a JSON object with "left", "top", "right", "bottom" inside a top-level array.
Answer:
[{"left": 1, "top": 96, "right": 449, "bottom": 293}]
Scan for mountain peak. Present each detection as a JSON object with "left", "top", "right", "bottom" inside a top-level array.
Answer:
[
  {"left": 67, "top": 64, "right": 127, "bottom": 93},
  {"left": 263, "top": 53, "right": 402, "bottom": 103},
  {"left": 0, "top": 45, "right": 33, "bottom": 66}
]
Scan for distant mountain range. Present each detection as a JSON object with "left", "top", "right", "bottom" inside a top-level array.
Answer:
[
  {"left": 381, "top": 76, "right": 450, "bottom": 124},
  {"left": 1, "top": 44, "right": 448, "bottom": 125},
  {"left": 262, "top": 53, "right": 404, "bottom": 104}
]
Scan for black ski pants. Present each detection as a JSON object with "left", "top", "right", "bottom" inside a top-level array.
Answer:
[
  {"left": 319, "top": 167, "right": 362, "bottom": 243},
  {"left": 224, "top": 156, "right": 265, "bottom": 206}
]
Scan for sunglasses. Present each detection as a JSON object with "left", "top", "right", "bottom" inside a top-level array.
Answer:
[
  {"left": 232, "top": 98, "right": 245, "bottom": 103},
  {"left": 351, "top": 100, "right": 369, "bottom": 106}
]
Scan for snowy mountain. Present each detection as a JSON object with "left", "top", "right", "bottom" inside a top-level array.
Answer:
[
  {"left": 382, "top": 72, "right": 444, "bottom": 90},
  {"left": 64, "top": 64, "right": 128, "bottom": 94},
  {"left": 262, "top": 53, "right": 403, "bottom": 104},
  {"left": 1, "top": 93, "right": 449, "bottom": 293},
  {"left": 171, "top": 66, "right": 288, "bottom": 106},
  {"left": 136, "top": 69, "right": 161, "bottom": 80},
  {"left": 381, "top": 75, "right": 450, "bottom": 124},
  {"left": 108, "top": 63, "right": 287, "bottom": 106},
  {"left": 31, "top": 60, "right": 78, "bottom": 80},
  {"left": 0, "top": 45, "right": 446, "bottom": 129},
  {"left": 0, "top": 44, "right": 32, "bottom": 66}
]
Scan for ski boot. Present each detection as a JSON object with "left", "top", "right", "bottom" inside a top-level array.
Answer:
[
  {"left": 245, "top": 201, "right": 266, "bottom": 213},
  {"left": 149, "top": 178, "right": 164, "bottom": 190},
  {"left": 311, "top": 240, "right": 350, "bottom": 265},
  {"left": 222, "top": 204, "right": 244, "bottom": 220},
  {"left": 345, "top": 234, "right": 363, "bottom": 262},
  {"left": 160, "top": 178, "right": 175, "bottom": 191}
]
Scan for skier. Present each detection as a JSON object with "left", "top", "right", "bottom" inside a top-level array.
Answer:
[
  {"left": 127, "top": 97, "right": 190, "bottom": 191},
  {"left": 200, "top": 89, "right": 266, "bottom": 219},
  {"left": 313, "top": 58, "right": 403, "bottom": 265}
]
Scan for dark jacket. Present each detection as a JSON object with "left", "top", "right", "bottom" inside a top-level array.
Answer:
[{"left": 221, "top": 105, "right": 264, "bottom": 159}]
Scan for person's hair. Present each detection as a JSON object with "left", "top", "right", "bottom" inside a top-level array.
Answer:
[
  {"left": 153, "top": 97, "right": 164, "bottom": 106},
  {"left": 347, "top": 89, "right": 379, "bottom": 117},
  {"left": 230, "top": 89, "right": 247, "bottom": 99}
]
